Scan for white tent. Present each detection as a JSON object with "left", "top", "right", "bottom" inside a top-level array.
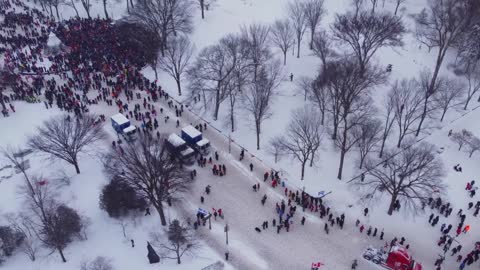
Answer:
[{"left": 47, "top": 32, "right": 61, "bottom": 47}]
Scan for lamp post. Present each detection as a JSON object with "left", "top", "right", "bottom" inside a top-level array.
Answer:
[{"left": 224, "top": 224, "right": 229, "bottom": 245}]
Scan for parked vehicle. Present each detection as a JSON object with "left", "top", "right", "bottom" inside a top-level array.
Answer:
[
  {"left": 363, "top": 246, "right": 422, "bottom": 270},
  {"left": 166, "top": 133, "right": 196, "bottom": 165},
  {"left": 111, "top": 113, "right": 137, "bottom": 142},
  {"left": 181, "top": 125, "right": 210, "bottom": 155}
]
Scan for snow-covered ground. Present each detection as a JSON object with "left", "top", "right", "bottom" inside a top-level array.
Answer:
[{"left": 2, "top": 0, "right": 480, "bottom": 269}]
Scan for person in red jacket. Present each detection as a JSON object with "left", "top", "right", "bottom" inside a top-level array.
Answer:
[{"left": 360, "top": 225, "right": 365, "bottom": 233}]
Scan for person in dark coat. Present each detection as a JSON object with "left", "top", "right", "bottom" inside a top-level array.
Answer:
[
  {"left": 147, "top": 241, "right": 160, "bottom": 264},
  {"left": 363, "top": 208, "right": 368, "bottom": 216}
]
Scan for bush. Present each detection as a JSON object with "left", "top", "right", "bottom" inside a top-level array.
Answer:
[
  {"left": 0, "top": 225, "right": 24, "bottom": 264},
  {"left": 99, "top": 178, "right": 147, "bottom": 218},
  {"left": 80, "top": 256, "right": 114, "bottom": 270}
]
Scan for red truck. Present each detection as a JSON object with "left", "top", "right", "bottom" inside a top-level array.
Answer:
[{"left": 363, "top": 245, "right": 422, "bottom": 270}]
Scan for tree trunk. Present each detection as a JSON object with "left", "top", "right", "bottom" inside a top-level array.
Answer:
[
  {"left": 177, "top": 254, "right": 181, "bottom": 264},
  {"left": 49, "top": 5, "right": 54, "bottom": 17},
  {"left": 379, "top": 136, "right": 387, "bottom": 158},
  {"left": 337, "top": 118, "right": 350, "bottom": 180},
  {"left": 214, "top": 84, "right": 221, "bottom": 120},
  {"left": 296, "top": 37, "right": 301, "bottom": 58},
  {"left": 126, "top": 0, "right": 130, "bottom": 13},
  {"left": 176, "top": 79, "right": 182, "bottom": 96},
  {"left": 74, "top": 161, "right": 80, "bottom": 174},
  {"left": 309, "top": 29, "right": 314, "bottom": 50},
  {"left": 156, "top": 204, "right": 167, "bottom": 226},
  {"left": 230, "top": 105, "right": 234, "bottom": 132},
  {"left": 0, "top": 91, "right": 6, "bottom": 111},
  {"left": 256, "top": 121, "right": 260, "bottom": 150},
  {"left": 55, "top": 5, "right": 60, "bottom": 21},
  {"left": 359, "top": 155, "right": 364, "bottom": 169},
  {"left": 300, "top": 159, "right": 308, "bottom": 180},
  {"left": 103, "top": 0, "right": 109, "bottom": 19},
  {"left": 130, "top": 0, "right": 134, "bottom": 8},
  {"left": 470, "top": 151, "right": 474, "bottom": 158},
  {"left": 394, "top": 2, "right": 400, "bottom": 15},
  {"left": 440, "top": 109, "right": 447, "bottom": 122},
  {"left": 310, "top": 151, "right": 315, "bottom": 167},
  {"left": 200, "top": 0, "right": 205, "bottom": 19},
  {"left": 387, "top": 194, "right": 397, "bottom": 215},
  {"left": 416, "top": 46, "right": 447, "bottom": 137},
  {"left": 70, "top": 0, "right": 79, "bottom": 17},
  {"left": 464, "top": 96, "right": 472, "bottom": 110},
  {"left": 58, "top": 247, "right": 67, "bottom": 263},
  {"left": 397, "top": 134, "right": 403, "bottom": 148},
  {"left": 283, "top": 51, "right": 287, "bottom": 65},
  {"left": 337, "top": 149, "right": 345, "bottom": 180}
]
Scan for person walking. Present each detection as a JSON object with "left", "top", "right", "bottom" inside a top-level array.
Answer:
[{"left": 249, "top": 163, "right": 254, "bottom": 171}]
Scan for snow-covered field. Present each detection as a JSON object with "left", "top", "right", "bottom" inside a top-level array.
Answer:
[{"left": 2, "top": 0, "right": 480, "bottom": 269}]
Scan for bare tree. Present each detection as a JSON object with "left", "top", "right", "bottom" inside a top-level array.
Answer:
[
  {"left": 355, "top": 142, "right": 445, "bottom": 215},
  {"left": 240, "top": 23, "right": 271, "bottom": 81},
  {"left": 115, "top": 22, "right": 161, "bottom": 80},
  {"left": 97, "top": 0, "right": 111, "bottom": 19},
  {"left": 129, "top": 0, "right": 193, "bottom": 57},
  {"left": 451, "top": 129, "right": 473, "bottom": 150},
  {"left": 353, "top": 118, "right": 382, "bottom": 169},
  {"left": 309, "top": 76, "right": 328, "bottom": 125},
  {"left": 151, "top": 219, "right": 199, "bottom": 264},
  {"left": 4, "top": 214, "right": 40, "bottom": 262},
  {"left": 433, "top": 77, "right": 465, "bottom": 121},
  {"left": 64, "top": 0, "right": 79, "bottom": 17},
  {"left": 244, "top": 60, "right": 283, "bottom": 150},
  {"left": 277, "top": 106, "right": 324, "bottom": 180},
  {"left": 312, "top": 30, "right": 336, "bottom": 73},
  {"left": 415, "top": 69, "right": 443, "bottom": 136},
  {"left": 392, "top": 0, "right": 406, "bottom": 15},
  {"left": 458, "top": 57, "right": 480, "bottom": 110},
  {"left": 466, "top": 135, "right": 480, "bottom": 157},
  {"left": 351, "top": 0, "right": 365, "bottom": 16},
  {"left": 28, "top": 114, "right": 106, "bottom": 174},
  {"left": 267, "top": 136, "right": 285, "bottom": 163},
  {"left": 414, "top": 0, "right": 477, "bottom": 135},
  {"left": 195, "top": 0, "right": 215, "bottom": 19},
  {"left": 370, "top": 0, "right": 378, "bottom": 13},
  {"left": 159, "top": 35, "right": 194, "bottom": 96},
  {"left": 303, "top": 0, "right": 326, "bottom": 49},
  {"left": 20, "top": 179, "right": 83, "bottom": 263},
  {"left": 80, "top": 256, "right": 114, "bottom": 270},
  {"left": 378, "top": 92, "right": 396, "bottom": 158},
  {"left": 331, "top": 10, "right": 405, "bottom": 73},
  {"left": 103, "top": 133, "right": 191, "bottom": 226},
  {"left": 77, "top": 0, "right": 91, "bottom": 18},
  {"left": 317, "top": 58, "right": 385, "bottom": 179},
  {"left": 287, "top": 1, "right": 308, "bottom": 58},
  {"left": 270, "top": 19, "right": 295, "bottom": 65},
  {"left": 391, "top": 79, "right": 424, "bottom": 147},
  {"left": 187, "top": 34, "right": 243, "bottom": 120}
]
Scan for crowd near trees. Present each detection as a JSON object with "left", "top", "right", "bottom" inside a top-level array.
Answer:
[{"left": 2, "top": 1, "right": 480, "bottom": 264}]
